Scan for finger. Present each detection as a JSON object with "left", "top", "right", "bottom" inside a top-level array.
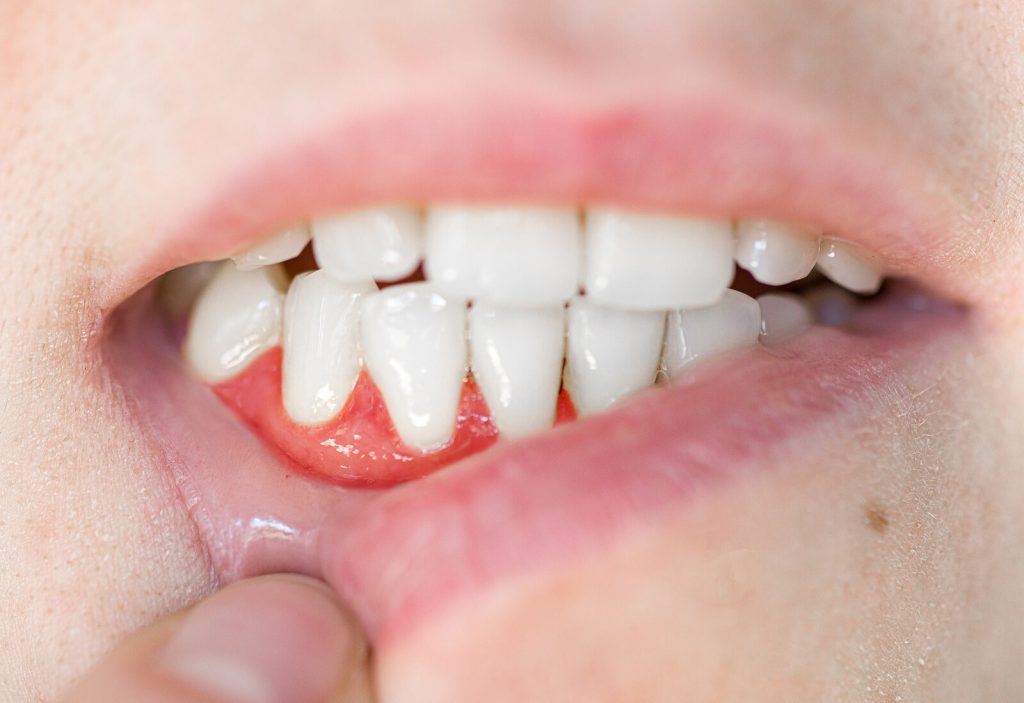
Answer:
[{"left": 62, "top": 574, "right": 373, "bottom": 703}]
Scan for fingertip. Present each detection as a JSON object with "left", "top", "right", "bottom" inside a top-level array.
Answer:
[
  {"left": 63, "top": 575, "right": 372, "bottom": 703},
  {"left": 160, "top": 575, "right": 368, "bottom": 703}
]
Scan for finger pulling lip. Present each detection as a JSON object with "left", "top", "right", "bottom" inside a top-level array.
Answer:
[{"left": 107, "top": 281, "right": 969, "bottom": 645}]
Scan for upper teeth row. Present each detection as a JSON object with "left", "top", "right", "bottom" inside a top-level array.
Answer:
[
  {"left": 233, "top": 205, "right": 884, "bottom": 304},
  {"left": 186, "top": 206, "right": 879, "bottom": 450}
]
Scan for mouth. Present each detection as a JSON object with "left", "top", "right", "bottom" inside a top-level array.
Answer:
[{"left": 103, "top": 95, "right": 970, "bottom": 647}]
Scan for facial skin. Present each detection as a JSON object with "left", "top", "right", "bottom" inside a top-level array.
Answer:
[{"left": 2, "top": 1, "right": 1024, "bottom": 700}]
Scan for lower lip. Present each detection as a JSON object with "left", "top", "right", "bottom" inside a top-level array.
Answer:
[{"left": 108, "top": 283, "right": 966, "bottom": 644}]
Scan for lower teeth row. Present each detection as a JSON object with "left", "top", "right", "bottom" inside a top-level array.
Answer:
[{"left": 178, "top": 255, "right": 861, "bottom": 451}]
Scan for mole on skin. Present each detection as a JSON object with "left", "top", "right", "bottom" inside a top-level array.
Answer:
[{"left": 865, "top": 503, "right": 890, "bottom": 535}]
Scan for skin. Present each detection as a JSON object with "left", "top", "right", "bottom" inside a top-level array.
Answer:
[
  {"left": 2, "top": 1, "right": 1024, "bottom": 700},
  {"left": 63, "top": 576, "right": 372, "bottom": 703}
]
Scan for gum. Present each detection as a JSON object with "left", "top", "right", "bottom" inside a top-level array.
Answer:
[{"left": 213, "top": 348, "right": 577, "bottom": 487}]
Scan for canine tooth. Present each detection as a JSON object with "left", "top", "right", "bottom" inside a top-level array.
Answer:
[
  {"left": 563, "top": 297, "right": 665, "bottom": 415},
  {"left": 469, "top": 302, "right": 565, "bottom": 438},
  {"left": 663, "top": 290, "right": 761, "bottom": 376},
  {"left": 360, "top": 283, "right": 467, "bottom": 450},
  {"left": 816, "top": 239, "right": 882, "bottom": 294},
  {"left": 584, "top": 209, "right": 734, "bottom": 310},
  {"left": 282, "top": 271, "right": 376, "bottom": 425},
  {"left": 184, "top": 263, "right": 287, "bottom": 383},
  {"left": 312, "top": 206, "right": 423, "bottom": 283},
  {"left": 232, "top": 224, "right": 310, "bottom": 271},
  {"left": 757, "top": 293, "right": 813, "bottom": 345},
  {"left": 734, "top": 219, "right": 819, "bottom": 285},
  {"left": 804, "top": 284, "right": 858, "bottom": 326},
  {"left": 424, "top": 206, "right": 581, "bottom": 306}
]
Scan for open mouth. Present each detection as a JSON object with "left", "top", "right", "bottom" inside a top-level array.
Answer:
[
  {"left": 179, "top": 207, "right": 881, "bottom": 487},
  {"left": 102, "top": 100, "right": 969, "bottom": 646}
]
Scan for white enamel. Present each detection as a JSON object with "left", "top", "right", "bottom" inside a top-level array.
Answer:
[
  {"left": 312, "top": 206, "right": 423, "bottom": 283},
  {"left": 360, "top": 283, "right": 467, "bottom": 450},
  {"left": 663, "top": 290, "right": 761, "bottom": 376},
  {"left": 563, "top": 296, "right": 665, "bottom": 415},
  {"left": 424, "top": 206, "right": 581, "bottom": 306},
  {"left": 184, "top": 263, "right": 287, "bottom": 383},
  {"left": 469, "top": 302, "right": 565, "bottom": 438},
  {"left": 804, "top": 284, "right": 858, "bottom": 327},
  {"left": 584, "top": 209, "right": 734, "bottom": 310},
  {"left": 816, "top": 239, "right": 883, "bottom": 294},
  {"left": 232, "top": 223, "right": 311, "bottom": 271},
  {"left": 282, "top": 271, "right": 376, "bottom": 425},
  {"left": 734, "top": 219, "right": 819, "bottom": 285},
  {"left": 757, "top": 293, "right": 813, "bottom": 345}
]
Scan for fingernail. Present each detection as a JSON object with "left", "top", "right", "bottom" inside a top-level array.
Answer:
[{"left": 160, "top": 576, "right": 362, "bottom": 703}]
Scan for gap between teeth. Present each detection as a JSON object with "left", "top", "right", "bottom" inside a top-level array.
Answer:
[{"left": 187, "top": 205, "right": 883, "bottom": 449}]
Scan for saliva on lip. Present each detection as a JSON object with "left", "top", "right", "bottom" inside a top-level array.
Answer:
[{"left": 173, "top": 204, "right": 883, "bottom": 486}]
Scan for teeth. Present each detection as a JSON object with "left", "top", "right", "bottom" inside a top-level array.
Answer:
[
  {"left": 232, "top": 224, "right": 311, "bottom": 271},
  {"left": 757, "top": 293, "right": 813, "bottom": 345},
  {"left": 360, "top": 283, "right": 468, "bottom": 450},
  {"left": 469, "top": 303, "right": 565, "bottom": 438},
  {"left": 195, "top": 205, "right": 881, "bottom": 441},
  {"left": 734, "top": 219, "right": 819, "bottom": 285},
  {"left": 185, "top": 263, "right": 287, "bottom": 383},
  {"left": 282, "top": 270, "right": 376, "bottom": 425},
  {"left": 312, "top": 206, "right": 423, "bottom": 283},
  {"left": 662, "top": 290, "right": 761, "bottom": 376},
  {"left": 563, "top": 297, "right": 665, "bottom": 415},
  {"left": 816, "top": 239, "right": 882, "bottom": 294},
  {"left": 584, "top": 209, "right": 734, "bottom": 310},
  {"left": 424, "top": 206, "right": 581, "bottom": 306}
]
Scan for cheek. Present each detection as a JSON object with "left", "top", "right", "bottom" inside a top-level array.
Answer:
[
  {"left": 0, "top": 372, "right": 217, "bottom": 698},
  {"left": 372, "top": 412, "right": 1022, "bottom": 703}
]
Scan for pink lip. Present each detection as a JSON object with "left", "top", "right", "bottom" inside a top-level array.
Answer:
[
  {"left": 108, "top": 283, "right": 967, "bottom": 645},
  {"left": 113, "top": 93, "right": 964, "bottom": 309}
]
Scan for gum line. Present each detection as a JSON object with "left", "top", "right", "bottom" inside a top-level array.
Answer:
[{"left": 215, "top": 347, "right": 578, "bottom": 487}]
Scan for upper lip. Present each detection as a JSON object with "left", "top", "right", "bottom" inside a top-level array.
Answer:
[{"left": 111, "top": 87, "right": 963, "bottom": 309}]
